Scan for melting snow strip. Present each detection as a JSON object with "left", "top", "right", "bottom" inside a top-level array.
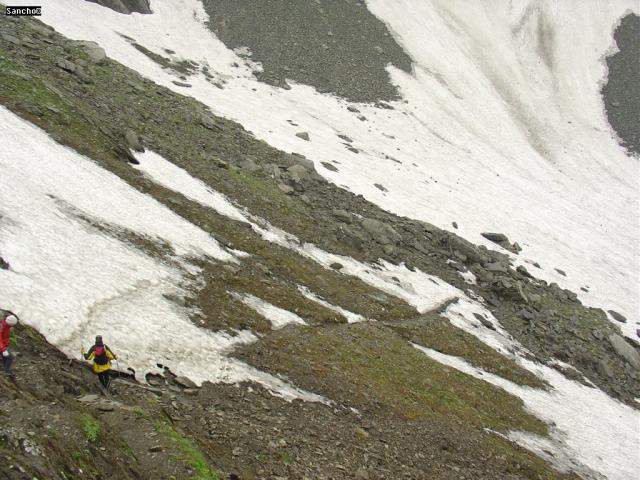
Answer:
[
  {"left": 297, "top": 285, "right": 365, "bottom": 323},
  {"left": 230, "top": 292, "right": 306, "bottom": 330}
]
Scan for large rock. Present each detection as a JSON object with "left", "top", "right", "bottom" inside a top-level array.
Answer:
[
  {"left": 78, "top": 41, "right": 106, "bottom": 64},
  {"left": 608, "top": 334, "right": 640, "bottom": 370},
  {"left": 608, "top": 310, "right": 628, "bottom": 323},
  {"left": 481, "top": 232, "right": 508, "bottom": 243},
  {"left": 443, "top": 234, "right": 489, "bottom": 264},
  {"left": 481, "top": 231, "right": 521, "bottom": 254},
  {"left": 281, "top": 152, "right": 315, "bottom": 172},
  {"left": 124, "top": 128, "right": 144, "bottom": 152},
  {"left": 85, "top": 0, "right": 152, "bottom": 14},
  {"left": 0, "top": 256, "right": 9, "bottom": 270},
  {"left": 287, "top": 164, "right": 309, "bottom": 183},
  {"left": 361, "top": 218, "right": 401, "bottom": 245}
]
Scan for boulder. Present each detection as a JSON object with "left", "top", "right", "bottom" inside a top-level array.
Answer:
[
  {"left": 238, "top": 157, "right": 258, "bottom": 171},
  {"left": 123, "top": 129, "right": 144, "bottom": 152},
  {"left": 56, "top": 58, "right": 77, "bottom": 73},
  {"left": 473, "top": 313, "right": 495, "bottom": 330},
  {"left": 287, "top": 164, "right": 309, "bottom": 183},
  {"left": 608, "top": 334, "right": 640, "bottom": 369},
  {"left": 443, "top": 234, "right": 489, "bottom": 264},
  {"left": 608, "top": 310, "right": 628, "bottom": 323},
  {"left": 483, "top": 261, "right": 508, "bottom": 273},
  {"left": 295, "top": 131, "right": 310, "bottom": 141},
  {"left": 361, "top": 218, "right": 401, "bottom": 245},
  {"left": 332, "top": 209, "right": 352, "bottom": 224},
  {"left": 0, "top": 256, "right": 9, "bottom": 270},
  {"left": 78, "top": 41, "right": 106, "bottom": 64},
  {"left": 320, "top": 161, "right": 338, "bottom": 172},
  {"left": 481, "top": 231, "right": 521, "bottom": 254},
  {"left": 481, "top": 232, "right": 508, "bottom": 243},
  {"left": 282, "top": 152, "right": 315, "bottom": 172},
  {"left": 277, "top": 183, "right": 294, "bottom": 195},
  {"left": 174, "top": 376, "right": 197, "bottom": 389}
]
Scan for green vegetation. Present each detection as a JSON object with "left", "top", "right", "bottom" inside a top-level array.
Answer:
[
  {"left": 389, "top": 315, "right": 547, "bottom": 388},
  {"left": 241, "top": 323, "right": 548, "bottom": 435},
  {"left": 80, "top": 414, "right": 100, "bottom": 443},
  {"left": 154, "top": 421, "right": 220, "bottom": 480}
]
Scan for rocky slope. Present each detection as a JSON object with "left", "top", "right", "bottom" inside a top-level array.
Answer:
[{"left": 0, "top": 8, "right": 639, "bottom": 480}]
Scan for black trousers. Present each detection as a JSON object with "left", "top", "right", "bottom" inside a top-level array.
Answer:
[
  {"left": 2, "top": 352, "right": 14, "bottom": 373},
  {"left": 97, "top": 370, "right": 111, "bottom": 390}
]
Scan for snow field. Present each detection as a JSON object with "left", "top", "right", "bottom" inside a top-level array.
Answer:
[
  {"left": 25, "top": 0, "right": 640, "bottom": 336},
  {"left": 0, "top": 106, "right": 323, "bottom": 402}
]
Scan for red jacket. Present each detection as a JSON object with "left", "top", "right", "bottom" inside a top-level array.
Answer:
[{"left": 0, "top": 319, "right": 11, "bottom": 352}]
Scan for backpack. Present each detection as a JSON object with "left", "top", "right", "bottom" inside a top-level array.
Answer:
[{"left": 93, "top": 345, "right": 109, "bottom": 365}]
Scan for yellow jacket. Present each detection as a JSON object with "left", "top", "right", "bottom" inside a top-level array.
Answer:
[{"left": 83, "top": 345, "right": 116, "bottom": 373}]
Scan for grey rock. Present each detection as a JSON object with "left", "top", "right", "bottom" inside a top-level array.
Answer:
[
  {"left": 124, "top": 129, "right": 144, "bottom": 152},
  {"left": 596, "top": 359, "right": 615, "bottom": 378},
  {"left": 443, "top": 234, "right": 489, "bottom": 264},
  {"left": 484, "top": 261, "right": 508, "bottom": 273},
  {"left": 174, "top": 376, "right": 197, "bottom": 389},
  {"left": 295, "top": 131, "right": 310, "bottom": 141},
  {"left": 608, "top": 310, "right": 628, "bottom": 323},
  {"left": 78, "top": 41, "right": 106, "bottom": 64},
  {"left": 608, "top": 334, "right": 640, "bottom": 369},
  {"left": 199, "top": 115, "right": 223, "bottom": 131},
  {"left": 516, "top": 265, "right": 532, "bottom": 278},
  {"left": 287, "top": 164, "right": 309, "bottom": 182},
  {"left": 282, "top": 152, "right": 315, "bottom": 171},
  {"left": 555, "top": 268, "right": 567, "bottom": 277},
  {"left": 481, "top": 232, "right": 508, "bottom": 243},
  {"left": 56, "top": 58, "right": 77, "bottom": 73},
  {"left": 0, "top": 257, "right": 9, "bottom": 270},
  {"left": 361, "top": 218, "right": 401, "bottom": 245},
  {"left": 452, "top": 221, "right": 458, "bottom": 229},
  {"left": 277, "top": 183, "right": 294, "bottom": 194},
  {"left": 238, "top": 157, "right": 258, "bottom": 171},
  {"left": 172, "top": 80, "right": 192, "bottom": 87},
  {"left": 1, "top": 33, "right": 20, "bottom": 45},
  {"left": 320, "top": 161, "right": 338, "bottom": 172},
  {"left": 330, "top": 262, "right": 344, "bottom": 270},
  {"left": 473, "top": 313, "right": 495, "bottom": 330},
  {"left": 332, "top": 209, "right": 352, "bottom": 224},
  {"left": 374, "top": 183, "right": 387, "bottom": 192}
]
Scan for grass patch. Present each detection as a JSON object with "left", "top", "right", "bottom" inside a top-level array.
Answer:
[
  {"left": 154, "top": 421, "right": 220, "bottom": 480},
  {"left": 389, "top": 315, "right": 547, "bottom": 388},
  {"left": 239, "top": 323, "right": 548, "bottom": 435},
  {"left": 80, "top": 414, "right": 100, "bottom": 443}
]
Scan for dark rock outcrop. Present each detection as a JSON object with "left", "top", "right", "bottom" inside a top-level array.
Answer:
[{"left": 85, "top": 0, "right": 152, "bottom": 14}]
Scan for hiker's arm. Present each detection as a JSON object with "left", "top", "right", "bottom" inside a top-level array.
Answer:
[{"left": 83, "top": 346, "right": 95, "bottom": 360}]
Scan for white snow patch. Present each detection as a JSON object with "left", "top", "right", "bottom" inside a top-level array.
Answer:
[
  {"left": 232, "top": 292, "right": 306, "bottom": 330},
  {"left": 447, "top": 260, "right": 477, "bottom": 284},
  {"left": 27, "top": 0, "right": 640, "bottom": 336},
  {"left": 0, "top": 106, "right": 320, "bottom": 402},
  {"left": 414, "top": 344, "right": 640, "bottom": 480},
  {"left": 297, "top": 285, "right": 365, "bottom": 323}
]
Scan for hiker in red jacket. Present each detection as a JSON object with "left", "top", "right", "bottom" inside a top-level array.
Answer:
[{"left": 0, "top": 314, "right": 18, "bottom": 376}]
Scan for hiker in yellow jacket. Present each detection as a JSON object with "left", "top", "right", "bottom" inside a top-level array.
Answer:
[{"left": 82, "top": 335, "right": 117, "bottom": 391}]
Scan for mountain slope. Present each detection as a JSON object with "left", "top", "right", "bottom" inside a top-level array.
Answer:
[{"left": 0, "top": 3, "right": 639, "bottom": 480}]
